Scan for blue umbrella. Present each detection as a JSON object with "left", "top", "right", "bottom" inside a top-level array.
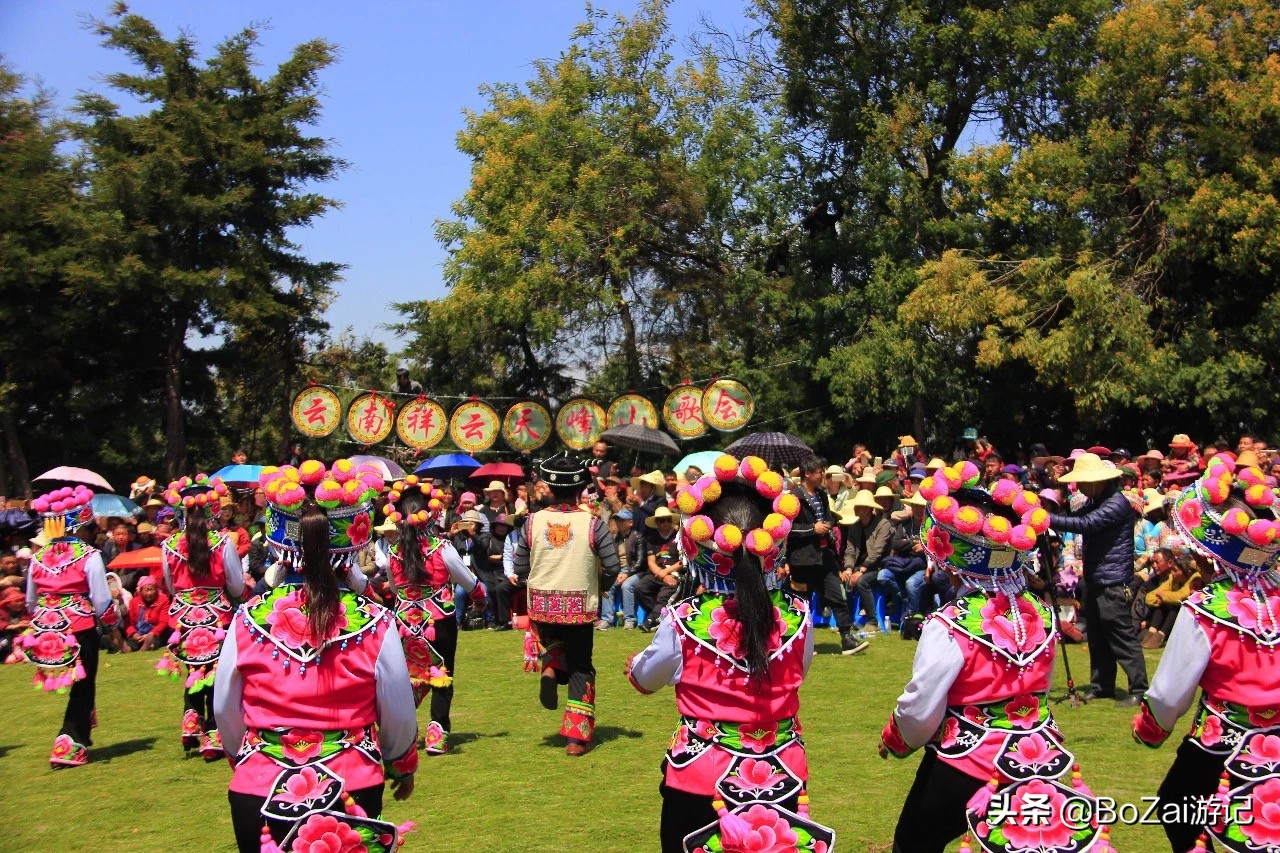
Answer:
[
  {"left": 674, "top": 450, "right": 726, "bottom": 478},
  {"left": 90, "top": 494, "right": 141, "bottom": 518},
  {"left": 414, "top": 453, "right": 482, "bottom": 482},
  {"left": 212, "top": 464, "right": 266, "bottom": 485}
]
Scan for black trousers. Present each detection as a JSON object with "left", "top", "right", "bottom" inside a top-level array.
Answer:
[
  {"left": 1156, "top": 737, "right": 1224, "bottom": 852},
  {"left": 431, "top": 616, "right": 458, "bottom": 731},
  {"left": 494, "top": 577, "right": 520, "bottom": 625},
  {"left": 61, "top": 628, "right": 100, "bottom": 746},
  {"left": 535, "top": 621, "right": 594, "bottom": 742},
  {"left": 229, "top": 783, "right": 384, "bottom": 853},
  {"left": 475, "top": 567, "right": 507, "bottom": 624},
  {"left": 1148, "top": 603, "right": 1181, "bottom": 636},
  {"left": 790, "top": 562, "right": 852, "bottom": 629},
  {"left": 892, "top": 749, "right": 985, "bottom": 853},
  {"left": 659, "top": 783, "right": 801, "bottom": 853},
  {"left": 1084, "top": 584, "right": 1149, "bottom": 696},
  {"left": 634, "top": 573, "right": 678, "bottom": 619}
]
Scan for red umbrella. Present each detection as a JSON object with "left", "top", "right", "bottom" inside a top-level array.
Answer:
[
  {"left": 469, "top": 462, "right": 526, "bottom": 486},
  {"left": 108, "top": 546, "right": 163, "bottom": 571}
]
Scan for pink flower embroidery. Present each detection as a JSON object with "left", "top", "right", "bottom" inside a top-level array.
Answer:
[
  {"left": 962, "top": 705, "right": 992, "bottom": 726},
  {"left": 725, "top": 758, "right": 789, "bottom": 796},
  {"left": 671, "top": 725, "right": 690, "bottom": 756},
  {"left": 1239, "top": 778, "right": 1280, "bottom": 847},
  {"left": 939, "top": 717, "right": 959, "bottom": 748},
  {"left": 708, "top": 600, "right": 746, "bottom": 659},
  {"left": 267, "top": 593, "right": 313, "bottom": 649},
  {"left": 721, "top": 804, "right": 799, "bottom": 853},
  {"left": 1005, "top": 694, "right": 1041, "bottom": 730},
  {"left": 276, "top": 766, "right": 335, "bottom": 806},
  {"left": 1007, "top": 733, "right": 1061, "bottom": 770},
  {"left": 1242, "top": 734, "right": 1280, "bottom": 768},
  {"left": 1179, "top": 498, "right": 1204, "bottom": 530},
  {"left": 279, "top": 729, "right": 325, "bottom": 764},
  {"left": 739, "top": 723, "right": 777, "bottom": 754},
  {"left": 186, "top": 588, "right": 211, "bottom": 605},
  {"left": 290, "top": 813, "right": 368, "bottom": 853},
  {"left": 422, "top": 722, "right": 446, "bottom": 750},
  {"left": 999, "top": 780, "right": 1076, "bottom": 850},
  {"left": 1199, "top": 714, "right": 1223, "bottom": 747},
  {"left": 695, "top": 720, "right": 718, "bottom": 740},
  {"left": 347, "top": 513, "right": 371, "bottom": 548},
  {"left": 182, "top": 627, "right": 220, "bottom": 659},
  {"left": 926, "top": 526, "right": 953, "bottom": 561},
  {"left": 710, "top": 550, "right": 737, "bottom": 577},
  {"left": 51, "top": 735, "right": 74, "bottom": 759},
  {"left": 1227, "top": 588, "right": 1264, "bottom": 631},
  {"left": 980, "top": 594, "right": 1047, "bottom": 655},
  {"left": 32, "top": 632, "right": 69, "bottom": 661},
  {"left": 1251, "top": 707, "right": 1280, "bottom": 728}
]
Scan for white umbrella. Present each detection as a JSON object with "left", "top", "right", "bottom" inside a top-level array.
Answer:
[{"left": 34, "top": 466, "right": 114, "bottom": 492}]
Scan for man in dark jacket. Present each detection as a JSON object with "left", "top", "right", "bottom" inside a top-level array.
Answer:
[
  {"left": 788, "top": 456, "right": 865, "bottom": 655},
  {"left": 1049, "top": 453, "right": 1149, "bottom": 706}
]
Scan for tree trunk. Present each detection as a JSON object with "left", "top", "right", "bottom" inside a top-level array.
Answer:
[
  {"left": 610, "top": 273, "right": 641, "bottom": 387},
  {"left": 163, "top": 319, "right": 188, "bottom": 480},
  {"left": 2, "top": 411, "right": 31, "bottom": 499},
  {"left": 914, "top": 393, "right": 925, "bottom": 447}
]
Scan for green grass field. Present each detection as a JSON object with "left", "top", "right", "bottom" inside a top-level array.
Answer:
[{"left": 0, "top": 627, "right": 1176, "bottom": 851}]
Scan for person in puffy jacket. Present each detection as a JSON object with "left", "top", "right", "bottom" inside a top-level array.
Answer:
[{"left": 1048, "top": 453, "right": 1148, "bottom": 706}]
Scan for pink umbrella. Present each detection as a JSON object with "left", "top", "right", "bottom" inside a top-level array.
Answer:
[
  {"left": 469, "top": 462, "right": 526, "bottom": 486},
  {"left": 34, "top": 466, "right": 114, "bottom": 492}
]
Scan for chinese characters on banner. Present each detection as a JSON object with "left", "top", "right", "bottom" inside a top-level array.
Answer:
[
  {"left": 448, "top": 400, "right": 500, "bottom": 453},
  {"left": 291, "top": 387, "right": 342, "bottom": 438},
  {"left": 555, "top": 398, "right": 606, "bottom": 450},
  {"left": 395, "top": 398, "right": 448, "bottom": 450},
  {"left": 607, "top": 394, "right": 659, "bottom": 429},
  {"left": 502, "top": 401, "right": 552, "bottom": 452},
  {"left": 702, "top": 379, "right": 754, "bottom": 432},
  {"left": 346, "top": 392, "right": 395, "bottom": 444},
  {"left": 663, "top": 385, "right": 707, "bottom": 439}
]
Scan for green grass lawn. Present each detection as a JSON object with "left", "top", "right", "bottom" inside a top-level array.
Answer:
[{"left": 0, "top": 627, "right": 1176, "bottom": 851}]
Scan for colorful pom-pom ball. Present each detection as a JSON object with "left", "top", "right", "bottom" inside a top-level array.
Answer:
[
  {"left": 1221, "top": 507, "right": 1251, "bottom": 536},
  {"left": 697, "top": 476, "right": 723, "bottom": 504},
  {"left": 387, "top": 490, "right": 402, "bottom": 503},
  {"left": 428, "top": 498, "right": 443, "bottom": 512},
  {"left": 919, "top": 475, "right": 947, "bottom": 501},
  {"left": 762, "top": 513, "right": 791, "bottom": 540},
  {"left": 1204, "top": 475, "right": 1232, "bottom": 505},
  {"left": 213, "top": 481, "right": 228, "bottom": 496},
  {"left": 183, "top": 496, "right": 197, "bottom": 509},
  {"left": 389, "top": 511, "right": 402, "bottom": 524},
  {"left": 1022, "top": 507, "right": 1051, "bottom": 535},
  {"left": 31, "top": 498, "right": 49, "bottom": 513},
  {"left": 1207, "top": 454, "right": 1236, "bottom": 475},
  {"left": 315, "top": 479, "right": 343, "bottom": 501},
  {"left": 342, "top": 480, "right": 365, "bottom": 504},
  {"left": 954, "top": 506, "right": 984, "bottom": 535},
  {"left": 745, "top": 528, "right": 776, "bottom": 556},
  {"left": 1245, "top": 484, "right": 1275, "bottom": 508},
  {"left": 360, "top": 472, "right": 384, "bottom": 491},
  {"left": 983, "top": 515, "right": 1012, "bottom": 544},
  {"left": 686, "top": 515, "right": 715, "bottom": 542},
  {"left": 714, "top": 524, "right": 743, "bottom": 551},
  {"left": 1247, "top": 519, "right": 1277, "bottom": 547},
  {"left": 931, "top": 495, "right": 959, "bottom": 525},
  {"left": 957, "top": 461, "right": 982, "bottom": 488},
  {"left": 738, "top": 456, "right": 768, "bottom": 482},
  {"left": 298, "top": 460, "right": 326, "bottom": 485},
  {"left": 990, "top": 480, "right": 1020, "bottom": 506},
  {"left": 1240, "top": 467, "right": 1267, "bottom": 488},
  {"left": 773, "top": 492, "right": 801, "bottom": 521},
  {"left": 1008, "top": 524, "right": 1038, "bottom": 551},
  {"left": 260, "top": 465, "right": 279, "bottom": 477},
  {"left": 50, "top": 500, "right": 67, "bottom": 513},
  {"left": 755, "top": 471, "right": 784, "bottom": 500},
  {"left": 713, "top": 455, "right": 740, "bottom": 481},
  {"left": 1012, "top": 491, "right": 1041, "bottom": 516},
  {"left": 941, "top": 466, "right": 965, "bottom": 493},
  {"left": 330, "top": 458, "right": 356, "bottom": 483},
  {"left": 676, "top": 489, "right": 704, "bottom": 516},
  {"left": 280, "top": 466, "right": 300, "bottom": 483}
]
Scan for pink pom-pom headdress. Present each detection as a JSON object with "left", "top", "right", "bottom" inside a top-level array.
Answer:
[
  {"left": 160, "top": 473, "right": 228, "bottom": 530},
  {"left": 382, "top": 474, "right": 444, "bottom": 529},
  {"left": 676, "top": 454, "right": 801, "bottom": 593},
  {"left": 257, "top": 460, "right": 385, "bottom": 568},
  {"left": 30, "top": 485, "right": 96, "bottom": 541}
]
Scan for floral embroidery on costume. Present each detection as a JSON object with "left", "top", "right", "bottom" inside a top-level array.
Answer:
[
  {"left": 241, "top": 585, "right": 382, "bottom": 668},
  {"left": 672, "top": 589, "right": 806, "bottom": 673}
]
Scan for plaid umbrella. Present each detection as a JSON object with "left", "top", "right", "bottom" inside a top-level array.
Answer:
[
  {"left": 600, "top": 424, "right": 681, "bottom": 456},
  {"left": 724, "top": 432, "right": 813, "bottom": 471}
]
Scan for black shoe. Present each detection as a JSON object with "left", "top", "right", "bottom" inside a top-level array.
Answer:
[
  {"left": 840, "top": 634, "right": 870, "bottom": 656},
  {"left": 539, "top": 672, "right": 559, "bottom": 711},
  {"left": 492, "top": 624, "right": 512, "bottom": 632},
  {"left": 1114, "top": 695, "right": 1143, "bottom": 708},
  {"left": 638, "top": 618, "right": 658, "bottom": 633},
  {"left": 1079, "top": 688, "right": 1115, "bottom": 702}
]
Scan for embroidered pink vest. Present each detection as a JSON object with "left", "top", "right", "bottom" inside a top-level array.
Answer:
[
  {"left": 31, "top": 543, "right": 95, "bottom": 632},
  {"left": 165, "top": 533, "right": 229, "bottom": 590}
]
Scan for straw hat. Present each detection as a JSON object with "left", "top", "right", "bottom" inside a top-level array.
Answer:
[
  {"left": 898, "top": 435, "right": 918, "bottom": 448},
  {"left": 903, "top": 492, "right": 928, "bottom": 508},
  {"left": 825, "top": 464, "right": 847, "bottom": 479},
  {"left": 1169, "top": 433, "right": 1195, "bottom": 449},
  {"left": 645, "top": 506, "right": 678, "bottom": 529},
  {"left": 483, "top": 480, "right": 507, "bottom": 494},
  {"left": 873, "top": 485, "right": 896, "bottom": 501},
  {"left": 850, "top": 490, "right": 880, "bottom": 511},
  {"left": 374, "top": 518, "right": 398, "bottom": 534},
  {"left": 1235, "top": 450, "right": 1262, "bottom": 470},
  {"left": 925, "top": 457, "right": 946, "bottom": 472},
  {"left": 834, "top": 505, "right": 859, "bottom": 526},
  {"left": 1058, "top": 452, "right": 1120, "bottom": 483},
  {"left": 1141, "top": 488, "right": 1165, "bottom": 516},
  {"left": 855, "top": 470, "right": 877, "bottom": 487},
  {"left": 630, "top": 470, "right": 666, "bottom": 492}
]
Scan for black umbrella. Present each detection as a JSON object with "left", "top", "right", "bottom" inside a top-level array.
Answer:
[
  {"left": 724, "top": 432, "right": 814, "bottom": 471},
  {"left": 600, "top": 424, "right": 681, "bottom": 457},
  {"left": 0, "top": 507, "right": 36, "bottom": 535}
]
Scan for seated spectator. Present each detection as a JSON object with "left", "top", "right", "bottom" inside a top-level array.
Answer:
[
  {"left": 1133, "top": 547, "right": 1175, "bottom": 632},
  {"left": 877, "top": 493, "right": 929, "bottom": 632},
  {"left": 1140, "top": 553, "right": 1197, "bottom": 649},
  {"left": 608, "top": 510, "right": 644, "bottom": 629},
  {"left": 479, "top": 513, "right": 510, "bottom": 627},
  {"left": 123, "top": 576, "right": 170, "bottom": 652},
  {"left": 1164, "top": 434, "right": 1202, "bottom": 477},
  {"left": 634, "top": 507, "right": 682, "bottom": 631},
  {"left": 135, "top": 521, "right": 157, "bottom": 547},
  {"left": 101, "top": 571, "right": 132, "bottom": 653},
  {"left": 842, "top": 490, "right": 892, "bottom": 628},
  {"left": 0, "top": 586, "right": 31, "bottom": 661},
  {"left": 0, "top": 553, "right": 22, "bottom": 590},
  {"left": 480, "top": 481, "right": 510, "bottom": 529},
  {"left": 217, "top": 497, "right": 250, "bottom": 559},
  {"left": 825, "top": 464, "right": 852, "bottom": 512}
]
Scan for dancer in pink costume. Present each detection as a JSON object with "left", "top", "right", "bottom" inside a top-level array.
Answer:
[
  {"left": 21, "top": 484, "right": 115, "bottom": 768},
  {"left": 214, "top": 459, "right": 418, "bottom": 852},
  {"left": 1133, "top": 453, "right": 1280, "bottom": 852},
  {"left": 880, "top": 463, "right": 1113, "bottom": 853},
  {"left": 627, "top": 453, "right": 835, "bottom": 853},
  {"left": 156, "top": 473, "right": 245, "bottom": 758}
]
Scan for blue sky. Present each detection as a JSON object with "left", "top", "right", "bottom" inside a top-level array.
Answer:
[{"left": 1, "top": 0, "right": 752, "bottom": 349}]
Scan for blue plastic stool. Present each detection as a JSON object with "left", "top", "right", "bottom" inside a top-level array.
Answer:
[
  {"left": 873, "top": 591, "right": 892, "bottom": 633},
  {"left": 810, "top": 592, "right": 830, "bottom": 627},
  {"left": 636, "top": 605, "right": 649, "bottom": 626}
]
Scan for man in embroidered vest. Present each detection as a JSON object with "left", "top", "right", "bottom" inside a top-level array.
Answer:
[{"left": 514, "top": 455, "right": 620, "bottom": 755}]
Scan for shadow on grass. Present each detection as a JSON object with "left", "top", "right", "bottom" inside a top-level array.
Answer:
[
  {"left": 94, "top": 736, "right": 158, "bottom": 762},
  {"left": 539, "top": 725, "right": 643, "bottom": 749},
  {"left": 0, "top": 744, "right": 18, "bottom": 759},
  {"left": 443, "top": 730, "right": 509, "bottom": 754}
]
